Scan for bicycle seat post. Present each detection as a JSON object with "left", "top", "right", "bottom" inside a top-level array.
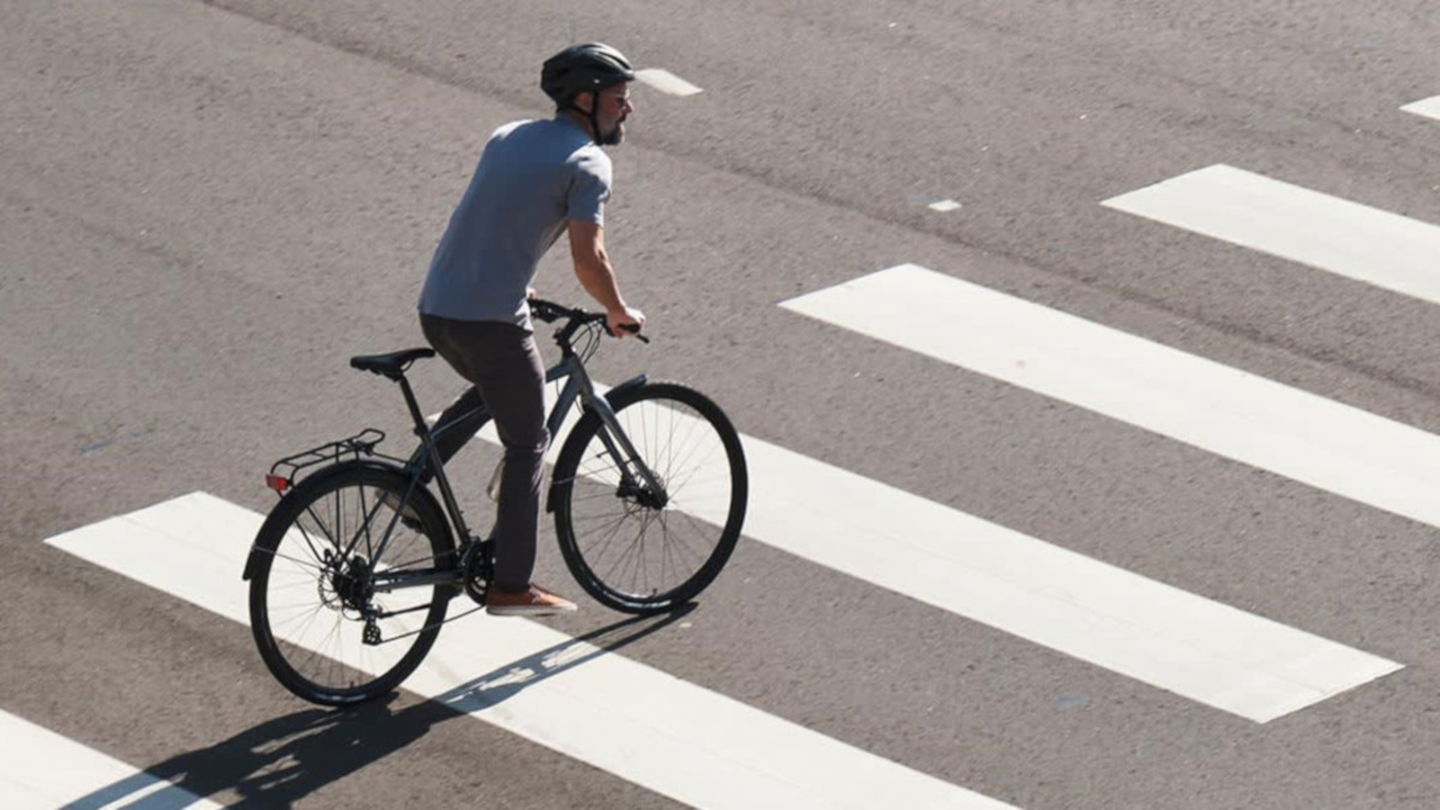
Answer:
[{"left": 394, "top": 374, "right": 430, "bottom": 441}]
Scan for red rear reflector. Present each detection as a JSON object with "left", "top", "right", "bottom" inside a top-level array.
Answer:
[{"left": 265, "top": 475, "right": 291, "bottom": 493}]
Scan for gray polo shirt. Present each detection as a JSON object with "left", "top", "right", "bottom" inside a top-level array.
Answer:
[{"left": 418, "top": 115, "right": 612, "bottom": 328}]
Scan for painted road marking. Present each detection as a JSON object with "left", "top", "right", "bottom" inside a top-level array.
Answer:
[
  {"left": 634, "top": 68, "right": 703, "bottom": 97},
  {"left": 783, "top": 263, "right": 1440, "bottom": 531},
  {"left": 453, "top": 373, "right": 1400, "bottom": 722},
  {"left": 729, "top": 429, "right": 1397, "bottom": 723},
  {"left": 1102, "top": 164, "right": 1440, "bottom": 306},
  {"left": 773, "top": 263, "right": 1418, "bottom": 720},
  {"left": 0, "top": 708, "right": 222, "bottom": 809},
  {"left": 44, "top": 493, "right": 1018, "bottom": 810},
  {"left": 1402, "top": 96, "right": 1440, "bottom": 121}
]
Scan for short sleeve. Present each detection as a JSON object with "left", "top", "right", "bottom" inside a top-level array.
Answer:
[{"left": 566, "top": 149, "right": 613, "bottom": 226}]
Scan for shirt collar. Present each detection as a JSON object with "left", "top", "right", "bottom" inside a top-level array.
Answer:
[{"left": 554, "top": 112, "right": 594, "bottom": 142}]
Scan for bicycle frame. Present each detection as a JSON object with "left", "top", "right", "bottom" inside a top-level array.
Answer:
[{"left": 363, "top": 332, "right": 659, "bottom": 596}]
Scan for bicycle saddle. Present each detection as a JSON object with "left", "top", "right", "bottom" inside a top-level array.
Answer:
[{"left": 349, "top": 347, "right": 435, "bottom": 379}]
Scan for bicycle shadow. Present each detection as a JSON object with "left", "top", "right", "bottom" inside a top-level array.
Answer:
[{"left": 59, "top": 605, "right": 696, "bottom": 810}]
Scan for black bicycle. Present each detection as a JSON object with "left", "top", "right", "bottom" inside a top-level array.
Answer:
[{"left": 241, "top": 299, "right": 748, "bottom": 705}]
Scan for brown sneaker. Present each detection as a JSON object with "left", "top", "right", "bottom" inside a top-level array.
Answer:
[{"left": 486, "top": 584, "right": 578, "bottom": 617}]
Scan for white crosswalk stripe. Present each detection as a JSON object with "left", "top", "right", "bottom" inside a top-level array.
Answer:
[
  {"left": 782, "top": 264, "right": 1440, "bottom": 532},
  {"left": 634, "top": 68, "right": 704, "bottom": 97},
  {"left": 1101, "top": 164, "right": 1440, "bottom": 306},
  {"left": 681, "top": 427, "right": 1398, "bottom": 723},
  {"left": 41, "top": 492, "right": 1018, "bottom": 810},
  {"left": 1402, "top": 96, "right": 1440, "bottom": 121},
  {"left": 0, "top": 709, "right": 222, "bottom": 809}
]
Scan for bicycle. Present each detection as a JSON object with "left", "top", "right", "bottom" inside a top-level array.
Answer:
[{"left": 241, "top": 298, "right": 748, "bottom": 706}]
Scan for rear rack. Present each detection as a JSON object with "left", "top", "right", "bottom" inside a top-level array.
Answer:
[{"left": 264, "top": 428, "right": 405, "bottom": 495}]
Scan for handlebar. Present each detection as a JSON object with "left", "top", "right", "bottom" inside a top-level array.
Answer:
[{"left": 530, "top": 297, "right": 649, "bottom": 344}]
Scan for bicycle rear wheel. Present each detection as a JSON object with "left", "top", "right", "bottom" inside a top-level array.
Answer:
[
  {"left": 247, "top": 463, "right": 456, "bottom": 705},
  {"left": 552, "top": 381, "right": 748, "bottom": 613}
]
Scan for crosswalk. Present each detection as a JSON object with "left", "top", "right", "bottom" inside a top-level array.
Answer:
[
  {"left": 0, "top": 709, "right": 221, "bottom": 809},
  {"left": 43, "top": 493, "right": 1016, "bottom": 810},
  {"left": 16, "top": 85, "right": 1440, "bottom": 810}
]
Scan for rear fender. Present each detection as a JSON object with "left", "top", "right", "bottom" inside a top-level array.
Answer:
[{"left": 242, "top": 459, "right": 429, "bottom": 580}]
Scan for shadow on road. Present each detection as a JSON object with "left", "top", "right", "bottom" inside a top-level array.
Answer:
[{"left": 60, "top": 605, "right": 695, "bottom": 809}]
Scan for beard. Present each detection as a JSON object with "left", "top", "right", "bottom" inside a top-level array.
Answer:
[{"left": 597, "top": 117, "right": 626, "bottom": 146}]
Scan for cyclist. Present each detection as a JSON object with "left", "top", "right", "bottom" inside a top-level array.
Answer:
[{"left": 413, "top": 42, "right": 645, "bottom": 616}]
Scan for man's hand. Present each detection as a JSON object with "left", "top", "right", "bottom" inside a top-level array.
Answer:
[{"left": 607, "top": 306, "right": 645, "bottom": 338}]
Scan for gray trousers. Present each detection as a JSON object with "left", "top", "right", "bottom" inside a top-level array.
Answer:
[{"left": 419, "top": 313, "right": 549, "bottom": 592}]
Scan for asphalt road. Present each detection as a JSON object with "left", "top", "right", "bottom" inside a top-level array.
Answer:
[{"left": 4, "top": 0, "right": 1440, "bottom": 807}]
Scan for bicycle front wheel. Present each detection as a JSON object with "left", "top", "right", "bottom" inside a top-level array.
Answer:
[
  {"left": 247, "top": 463, "right": 456, "bottom": 706},
  {"left": 552, "top": 381, "right": 748, "bottom": 613}
]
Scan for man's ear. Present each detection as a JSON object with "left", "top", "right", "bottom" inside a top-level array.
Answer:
[{"left": 574, "top": 90, "right": 596, "bottom": 114}]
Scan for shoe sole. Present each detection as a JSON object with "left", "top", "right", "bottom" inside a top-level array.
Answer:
[{"left": 487, "top": 604, "right": 578, "bottom": 617}]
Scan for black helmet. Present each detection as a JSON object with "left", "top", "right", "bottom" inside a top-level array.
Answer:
[{"left": 541, "top": 43, "right": 635, "bottom": 109}]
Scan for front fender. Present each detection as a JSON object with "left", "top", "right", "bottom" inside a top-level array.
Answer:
[{"left": 604, "top": 373, "right": 648, "bottom": 402}]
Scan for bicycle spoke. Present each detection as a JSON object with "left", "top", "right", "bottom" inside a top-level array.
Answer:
[
  {"left": 265, "top": 548, "right": 329, "bottom": 574},
  {"left": 582, "top": 509, "right": 633, "bottom": 568}
]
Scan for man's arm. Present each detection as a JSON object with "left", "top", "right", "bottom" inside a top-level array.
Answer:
[{"left": 567, "top": 219, "right": 644, "bottom": 336}]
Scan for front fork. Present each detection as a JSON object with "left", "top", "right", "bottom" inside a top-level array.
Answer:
[{"left": 578, "top": 375, "right": 669, "bottom": 509}]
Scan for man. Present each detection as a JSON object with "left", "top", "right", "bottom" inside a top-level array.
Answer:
[{"left": 415, "top": 43, "right": 645, "bottom": 616}]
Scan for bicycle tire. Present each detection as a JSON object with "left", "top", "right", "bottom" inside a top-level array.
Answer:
[
  {"left": 248, "top": 462, "right": 456, "bottom": 705},
  {"left": 552, "top": 381, "right": 748, "bottom": 613}
]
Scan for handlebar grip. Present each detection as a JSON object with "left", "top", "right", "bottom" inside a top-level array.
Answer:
[
  {"left": 608, "top": 322, "right": 649, "bottom": 343},
  {"left": 529, "top": 298, "right": 563, "bottom": 323}
]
